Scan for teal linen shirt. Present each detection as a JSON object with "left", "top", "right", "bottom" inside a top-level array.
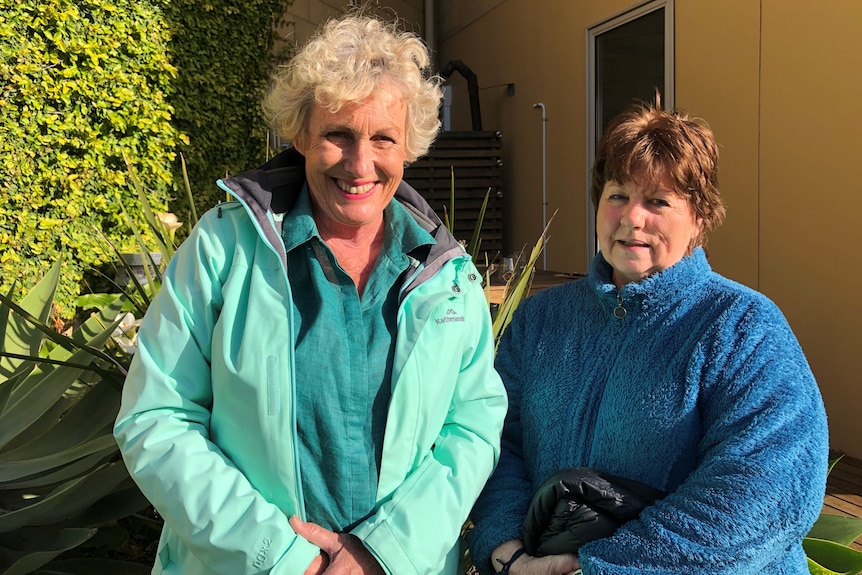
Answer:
[{"left": 282, "top": 187, "right": 434, "bottom": 532}]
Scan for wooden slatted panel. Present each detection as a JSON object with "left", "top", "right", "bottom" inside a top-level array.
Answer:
[{"left": 404, "top": 130, "right": 504, "bottom": 258}]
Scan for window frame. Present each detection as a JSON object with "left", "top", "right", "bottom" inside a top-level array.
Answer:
[{"left": 584, "top": 0, "right": 675, "bottom": 260}]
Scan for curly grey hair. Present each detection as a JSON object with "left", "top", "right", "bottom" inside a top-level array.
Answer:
[{"left": 264, "top": 14, "right": 443, "bottom": 163}]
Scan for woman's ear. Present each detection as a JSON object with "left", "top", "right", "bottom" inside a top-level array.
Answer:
[{"left": 292, "top": 133, "right": 306, "bottom": 155}]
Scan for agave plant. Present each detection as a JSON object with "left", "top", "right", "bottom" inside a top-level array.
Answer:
[
  {"left": 804, "top": 456, "right": 862, "bottom": 575},
  {"left": 0, "top": 262, "right": 151, "bottom": 575},
  {"left": 0, "top": 154, "right": 197, "bottom": 574}
]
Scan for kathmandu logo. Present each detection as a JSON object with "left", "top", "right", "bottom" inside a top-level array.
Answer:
[{"left": 435, "top": 307, "right": 465, "bottom": 325}]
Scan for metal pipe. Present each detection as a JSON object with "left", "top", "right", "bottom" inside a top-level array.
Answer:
[
  {"left": 441, "top": 60, "right": 482, "bottom": 131},
  {"left": 424, "top": 0, "right": 435, "bottom": 58},
  {"left": 533, "top": 102, "right": 548, "bottom": 270}
]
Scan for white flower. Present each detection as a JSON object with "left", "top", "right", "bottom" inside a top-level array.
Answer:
[
  {"left": 157, "top": 212, "right": 183, "bottom": 239},
  {"left": 112, "top": 312, "right": 141, "bottom": 354}
]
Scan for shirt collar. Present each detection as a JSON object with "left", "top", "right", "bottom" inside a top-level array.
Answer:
[{"left": 281, "top": 184, "right": 320, "bottom": 252}]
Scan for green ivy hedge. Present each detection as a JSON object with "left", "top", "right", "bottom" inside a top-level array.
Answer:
[
  {"left": 1, "top": 0, "right": 182, "bottom": 316},
  {"left": 163, "top": 0, "right": 291, "bottom": 231},
  {"left": 1, "top": 0, "right": 290, "bottom": 317}
]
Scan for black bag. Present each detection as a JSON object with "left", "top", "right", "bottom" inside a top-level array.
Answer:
[{"left": 522, "top": 467, "right": 665, "bottom": 556}]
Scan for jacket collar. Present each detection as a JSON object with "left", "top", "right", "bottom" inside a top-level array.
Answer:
[{"left": 220, "top": 148, "right": 467, "bottom": 278}]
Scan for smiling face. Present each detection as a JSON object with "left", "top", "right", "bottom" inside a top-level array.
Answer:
[
  {"left": 597, "top": 179, "right": 703, "bottom": 289},
  {"left": 294, "top": 84, "right": 408, "bottom": 237}
]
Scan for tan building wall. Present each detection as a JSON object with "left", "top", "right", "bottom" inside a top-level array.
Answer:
[
  {"left": 756, "top": 0, "right": 862, "bottom": 458},
  {"left": 282, "top": 0, "right": 424, "bottom": 49},
  {"left": 437, "top": 0, "right": 862, "bottom": 457}
]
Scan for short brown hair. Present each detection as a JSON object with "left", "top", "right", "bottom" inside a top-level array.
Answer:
[{"left": 591, "top": 100, "right": 726, "bottom": 246}]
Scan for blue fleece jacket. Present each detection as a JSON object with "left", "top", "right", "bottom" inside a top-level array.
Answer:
[{"left": 468, "top": 248, "right": 828, "bottom": 575}]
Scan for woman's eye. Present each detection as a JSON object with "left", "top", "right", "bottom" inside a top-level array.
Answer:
[
  {"left": 651, "top": 198, "right": 671, "bottom": 207},
  {"left": 372, "top": 135, "right": 396, "bottom": 144}
]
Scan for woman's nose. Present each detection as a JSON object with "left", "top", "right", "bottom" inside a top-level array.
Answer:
[
  {"left": 620, "top": 202, "right": 645, "bottom": 229},
  {"left": 344, "top": 140, "right": 374, "bottom": 176}
]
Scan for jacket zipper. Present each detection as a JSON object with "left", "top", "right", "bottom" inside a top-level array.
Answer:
[{"left": 217, "top": 181, "right": 308, "bottom": 520}]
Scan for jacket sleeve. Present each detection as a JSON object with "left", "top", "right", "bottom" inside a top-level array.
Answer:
[
  {"left": 466, "top": 300, "right": 537, "bottom": 575},
  {"left": 350, "top": 274, "right": 508, "bottom": 575},
  {"left": 579, "top": 298, "right": 829, "bottom": 575},
  {"left": 113, "top": 210, "right": 320, "bottom": 575}
]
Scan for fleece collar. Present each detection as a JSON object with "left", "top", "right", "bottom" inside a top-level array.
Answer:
[{"left": 589, "top": 247, "right": 713, "bottom": 314}]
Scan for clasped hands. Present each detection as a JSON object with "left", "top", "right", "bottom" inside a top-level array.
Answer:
[
  {"left": 492, "top": 538, "right": 580, "bottom": 575},
  {"left": 291, "top": 516, "right": 385, "bottom": 575}
]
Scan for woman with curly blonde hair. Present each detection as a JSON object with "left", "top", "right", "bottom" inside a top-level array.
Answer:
[{"left": 116, "top": 12, "right": 506, "bottom": 575}]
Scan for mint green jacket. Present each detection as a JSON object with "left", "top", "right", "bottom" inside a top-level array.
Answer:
[{"left": 114, "top": 150, "right": 507, "bottom": 575}]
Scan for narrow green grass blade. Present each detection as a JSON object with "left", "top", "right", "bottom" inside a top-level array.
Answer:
[
  {"left": 468, "top": 188, "right": 490, "bottom": 261},
  {"left": 181, "top": 152, "right": 198, "bottom": 226}
]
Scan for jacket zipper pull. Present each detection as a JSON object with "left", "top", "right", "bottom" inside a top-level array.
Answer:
[{"left": 614, "top": 292, "right": 627, "bottom": 319}]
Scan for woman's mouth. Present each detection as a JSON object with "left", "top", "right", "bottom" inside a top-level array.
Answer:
[
  {"left": 335, "top": 179, "right": 375, "bottom": 195},
  {"left": 618, "top": 239, "right": 650, "bottom": 248}
]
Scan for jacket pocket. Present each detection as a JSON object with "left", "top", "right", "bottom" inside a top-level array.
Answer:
[{"left": 266, "top": 354, "right": 280, "bottom": 416}]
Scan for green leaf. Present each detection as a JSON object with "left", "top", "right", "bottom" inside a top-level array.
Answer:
[
  {"left": 62, "top": 480, "right": 151, "bottom": 527},
  {"left": 0, "top": 317, "right": 119, "bottom": 451},
  {"left": 35, "top": 558, "right": 153, "bottom": 575},
  {"left": 0, "top": 365, "right": 32, "bottom": 415},
  {"left": 123, "top": 153, "right": 173, "bottom": 262},
  {"left": 0, "top": 527, "right": 97, "bottom": 575},
  {"left": 76, "top": 293, "right": 120, "bottom": 311},
  {"left": 468, "top": 188, "right": 490, "bottom": 262},
  {"left": 0, "top": 260, "right": 60, "bottom": 379},
  {"left": 808, "top": 556, "right": 843, "bottom": 575},
  {"left": 0, "top": 460, "right": 129, "bottom": 531},
  {"left": 810, "top": 514, "right": 862, "bottom": 547},
  {"left": 491, "top": 212, "right": 555, "bottom": 348},
  {"left": 1, "top": 381, "right": 120, "bottom": 462},
  {"left": 0, "top": 434, "right": 117, "bottom": 482},
  {"left": 804, "top": 537, "right": 862, "bottom": 575},
  {"left": 180, "top": 152, "right": 197, "bottom": 227},
  {"left": 830, "top": 455, "right": 844, "bottom": 475},
  {"left": 2, "top": 451, "right": 109, "bottom": 489},
  {"left": 446, "top": 166, "right": 455, "bottom": 233},
  {"left": 0, "top": 290, "right": 125, "bottom": 372}
]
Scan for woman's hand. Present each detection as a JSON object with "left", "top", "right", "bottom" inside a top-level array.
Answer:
[
  {"left": 491, "top": 539, "right": 580, "bottom": 575},
  {"left": 291, "top": 516, "right": 385, "bottom": 575},
  {"left": 514, "top": 554, "right": 581, "bottom": 575}
]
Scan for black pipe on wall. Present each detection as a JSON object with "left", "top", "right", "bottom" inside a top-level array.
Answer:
[{"left": 440, "top": 60, "right": 482, "bottom": 131}]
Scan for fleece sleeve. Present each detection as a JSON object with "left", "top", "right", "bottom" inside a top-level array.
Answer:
[
  {"left": 579, "top": 299, "right": 829, "bottom": 575},
  {"left": 466, "top": 302, "right": 537, "bottom": 575},
  {"left": 113, "top": 209, "right": 320, "bottom": 575}
]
